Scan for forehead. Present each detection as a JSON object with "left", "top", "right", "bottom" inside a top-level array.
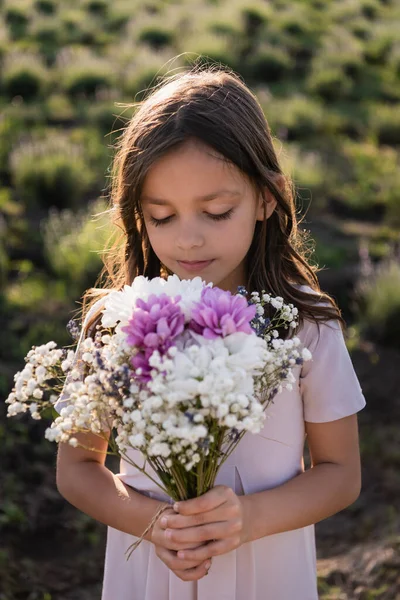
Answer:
[{"left": 141, "top": 139, "right": 252, "bottom": 200}]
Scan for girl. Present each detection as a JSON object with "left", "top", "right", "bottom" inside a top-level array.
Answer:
[{"left": 56, "top": 65, "right": 366, "bottom": 600}]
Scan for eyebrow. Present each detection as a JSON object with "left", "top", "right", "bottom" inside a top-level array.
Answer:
[{"left": 141, "top": 190, "right": 241, "bottom": 205}]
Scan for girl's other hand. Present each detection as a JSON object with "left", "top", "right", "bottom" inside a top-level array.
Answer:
[
  {"left": 160, "top": 485, "right": 249, "bottom": 563},
  {"left": 151, "top": 507, "right": 211, "bottom": 581}
]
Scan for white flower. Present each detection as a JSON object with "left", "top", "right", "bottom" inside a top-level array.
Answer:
[
  {"left": 26, "top": 378, "right": 36, "bottom": 393},
  {"left": 270, "top": 298, "right": 283, "bottom": 310},
  {"left": 224, "top": 414, "right": 238, "bottom": 427},
  {"left": 35, "top": 365, "right": 47, "bottom": 383},
  {"left": 102, "top": 274, "right": 210, "bottom": 329},
  {"left": 129, "top": 433, "right": 145, "bottom": 447},
  {"left": 7, "top": 401, "right": 25, "bottom": 416},
  {"left": 45, "top": 427, "right": 61, "bottom": 442},
  {"left": 130, "top": 409, "right": 142, "bottom": 423},
  {"left": 150, "top": 442, "right": 171, "bottom": 458},
  {"left": 217, "top": 403, "right": 229, "bottom": 417},
  {"left": 238, "top": 395, "right": 249, "bottom": 408},
  {"left": 224, "top": 332, "right": 267, "bottom": 371}
]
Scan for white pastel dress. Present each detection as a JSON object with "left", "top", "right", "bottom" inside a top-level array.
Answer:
[{"left": 56, "top": 289, "right": 366, "bottom": 600}]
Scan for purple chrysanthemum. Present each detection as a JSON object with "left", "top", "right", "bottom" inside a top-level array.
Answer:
[
  {"left": 190, "top": 287, "right": 256, "bottom": 339},
  {"left": 121, "top": 294, "right": 185, "bottom": 383}
]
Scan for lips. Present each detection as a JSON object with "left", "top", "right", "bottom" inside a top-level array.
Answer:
[{"left": 177, "top": 259, "right": 214, "bottom": 272}]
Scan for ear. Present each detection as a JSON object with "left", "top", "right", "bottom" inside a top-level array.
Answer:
[{"left": 256, "top": 175, "right": 285, "bottom": 222}]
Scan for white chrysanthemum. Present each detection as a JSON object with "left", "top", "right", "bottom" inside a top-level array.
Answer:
[
  {"left": 101, "top": 274, "right": 210, "bottom": 328},
  {"left": 223, "top": 332, "right": 267, "bottom": 371}
]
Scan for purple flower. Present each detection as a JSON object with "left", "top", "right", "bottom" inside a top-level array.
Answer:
[
  {"left": 121, "top": 294, "right": 185, "bottom": 382},
  {"left": 190, "top": 287, "right": 256, "bottom": 339}
]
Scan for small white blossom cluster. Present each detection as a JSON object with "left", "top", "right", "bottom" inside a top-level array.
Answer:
[
  {"left": 239, "top": 288, "right": 311, "bottom": 401},
  {"left": 6, "top": 341, "right": 72, "bottom": 420},
  {"left": 45, "top": 332, "right": 128, "bottom": 444},
  {"left": 254, "top": 336, "right": 312, "bottom": 401},
  {"left": 242, "top": 289, "right": 300, "bottom": 339},
  {"left": 115, "top": 332, "right": 268, "bottom": 471}
]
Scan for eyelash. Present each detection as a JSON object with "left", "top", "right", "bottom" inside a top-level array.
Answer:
[{"left": 149, "top": 209, "right": 234, "bottom": 227}]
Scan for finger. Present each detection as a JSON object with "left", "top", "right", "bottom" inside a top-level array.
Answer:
[
  {"left": 165, "top": 519, "right": 241, "bottom": 548},
  {"left": 163, "top": 503, "right": 239, "bottom": 530},
  {"left": 158, "top": 508, "right": 178, "bottom": 529},
  {"left": 156, "top": 545, "right": 208, "bottom": 571},
  {"left": 165, "top": 539, "right": 210, "bottom": 551},
  {"left": 155, "top": 525, "right": 210, "bottom": 551},
  {"left": 151, "top": 509, "right": 184, "bottom": 547},
  {"left": 173, "top": 560, "right": 212, "bottom": 582},
  {"left": 174, "top": 486, "right": 232, "bottom": 516},
  {"left": 176, "top": 538, "right": 234, "bottom": 562}
]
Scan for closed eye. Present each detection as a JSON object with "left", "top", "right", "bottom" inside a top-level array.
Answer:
[
  {"left": 149, "top": 209, "right": 234, "bottom": 227},
  {"left": 149, "top": 215, "right": 173, "bottom": 227},
  {"left": 209, "top": 208, "right": 234, "bottom": 222}
]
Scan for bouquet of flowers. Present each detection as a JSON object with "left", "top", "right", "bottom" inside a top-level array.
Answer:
[{"left": 6, "top": 276, "right": 311, "bottom": 543}]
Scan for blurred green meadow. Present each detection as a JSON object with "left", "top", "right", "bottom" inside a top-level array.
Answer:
[{"left": 0, "top": 0, "right": 399, "bottom": 598}]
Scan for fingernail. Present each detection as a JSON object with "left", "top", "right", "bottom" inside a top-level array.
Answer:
[
  {"left": 177, "top": 551, "right": 185, "bottom": 559},
  {"left": 165, "top": 529, "right": 172, "bottom": 539},
  {"left": 205, "top": 561, "right": 211, "bottom": 570},
  {"left": 173, "top": 502, "right": 179, "bottom": 512},
  {"left": 160, "top": 517, "right": 168, "bottom": 527}
]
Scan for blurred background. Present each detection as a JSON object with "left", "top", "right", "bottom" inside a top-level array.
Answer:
[{"left": 0, "top": 0, "right": 399, "bottom": 598}]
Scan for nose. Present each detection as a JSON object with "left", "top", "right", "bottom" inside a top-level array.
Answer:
[{"left": 175, "top": 220, "right": 205, "bottom": 251}]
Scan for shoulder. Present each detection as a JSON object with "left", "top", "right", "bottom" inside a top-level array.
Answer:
[
  {"left": 290, "top": 283, "right": 329, "bottom": 307},
  {"left": 290, "top": 284, "right": 341, "bottom": 349}
]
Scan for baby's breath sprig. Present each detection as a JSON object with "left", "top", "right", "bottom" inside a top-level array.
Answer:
[
  {"left": 237, "top": 287, "right": 299, "bottom": 341},
  {"left": 237, "top": 286, "right": 310, "bottom": 406},
  {"left": 5, "top": 342, "right": 73, "bottom": 420}
]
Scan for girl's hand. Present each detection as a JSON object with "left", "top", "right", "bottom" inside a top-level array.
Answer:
[
  {"left": 160, "top": 485, "right": 249, "bottom": 563},
  {"left": 151, "top": 506, "right": 212, "bottom": 581}
]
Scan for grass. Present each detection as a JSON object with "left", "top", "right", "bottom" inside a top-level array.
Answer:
[
  {"left": 2, "top": 51, "right": 49, "bottom": 100},
  {"left": 9, "top": 130, "right": 96, "bottom": 209},
  {"left": 41, "top": 198, "right": 112, "bottom": 295},
  {"left": 355, "top": 249, "right": 400, "bottom": 348}
]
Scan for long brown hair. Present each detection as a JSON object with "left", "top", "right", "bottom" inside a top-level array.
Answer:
[{"left": 82, "top": 63, "right": 344, "bottom": 335}]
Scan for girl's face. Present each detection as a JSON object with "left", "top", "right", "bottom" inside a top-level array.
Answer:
[{"left": 140, "top": 139, "right": 276, "bottom": 293}]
